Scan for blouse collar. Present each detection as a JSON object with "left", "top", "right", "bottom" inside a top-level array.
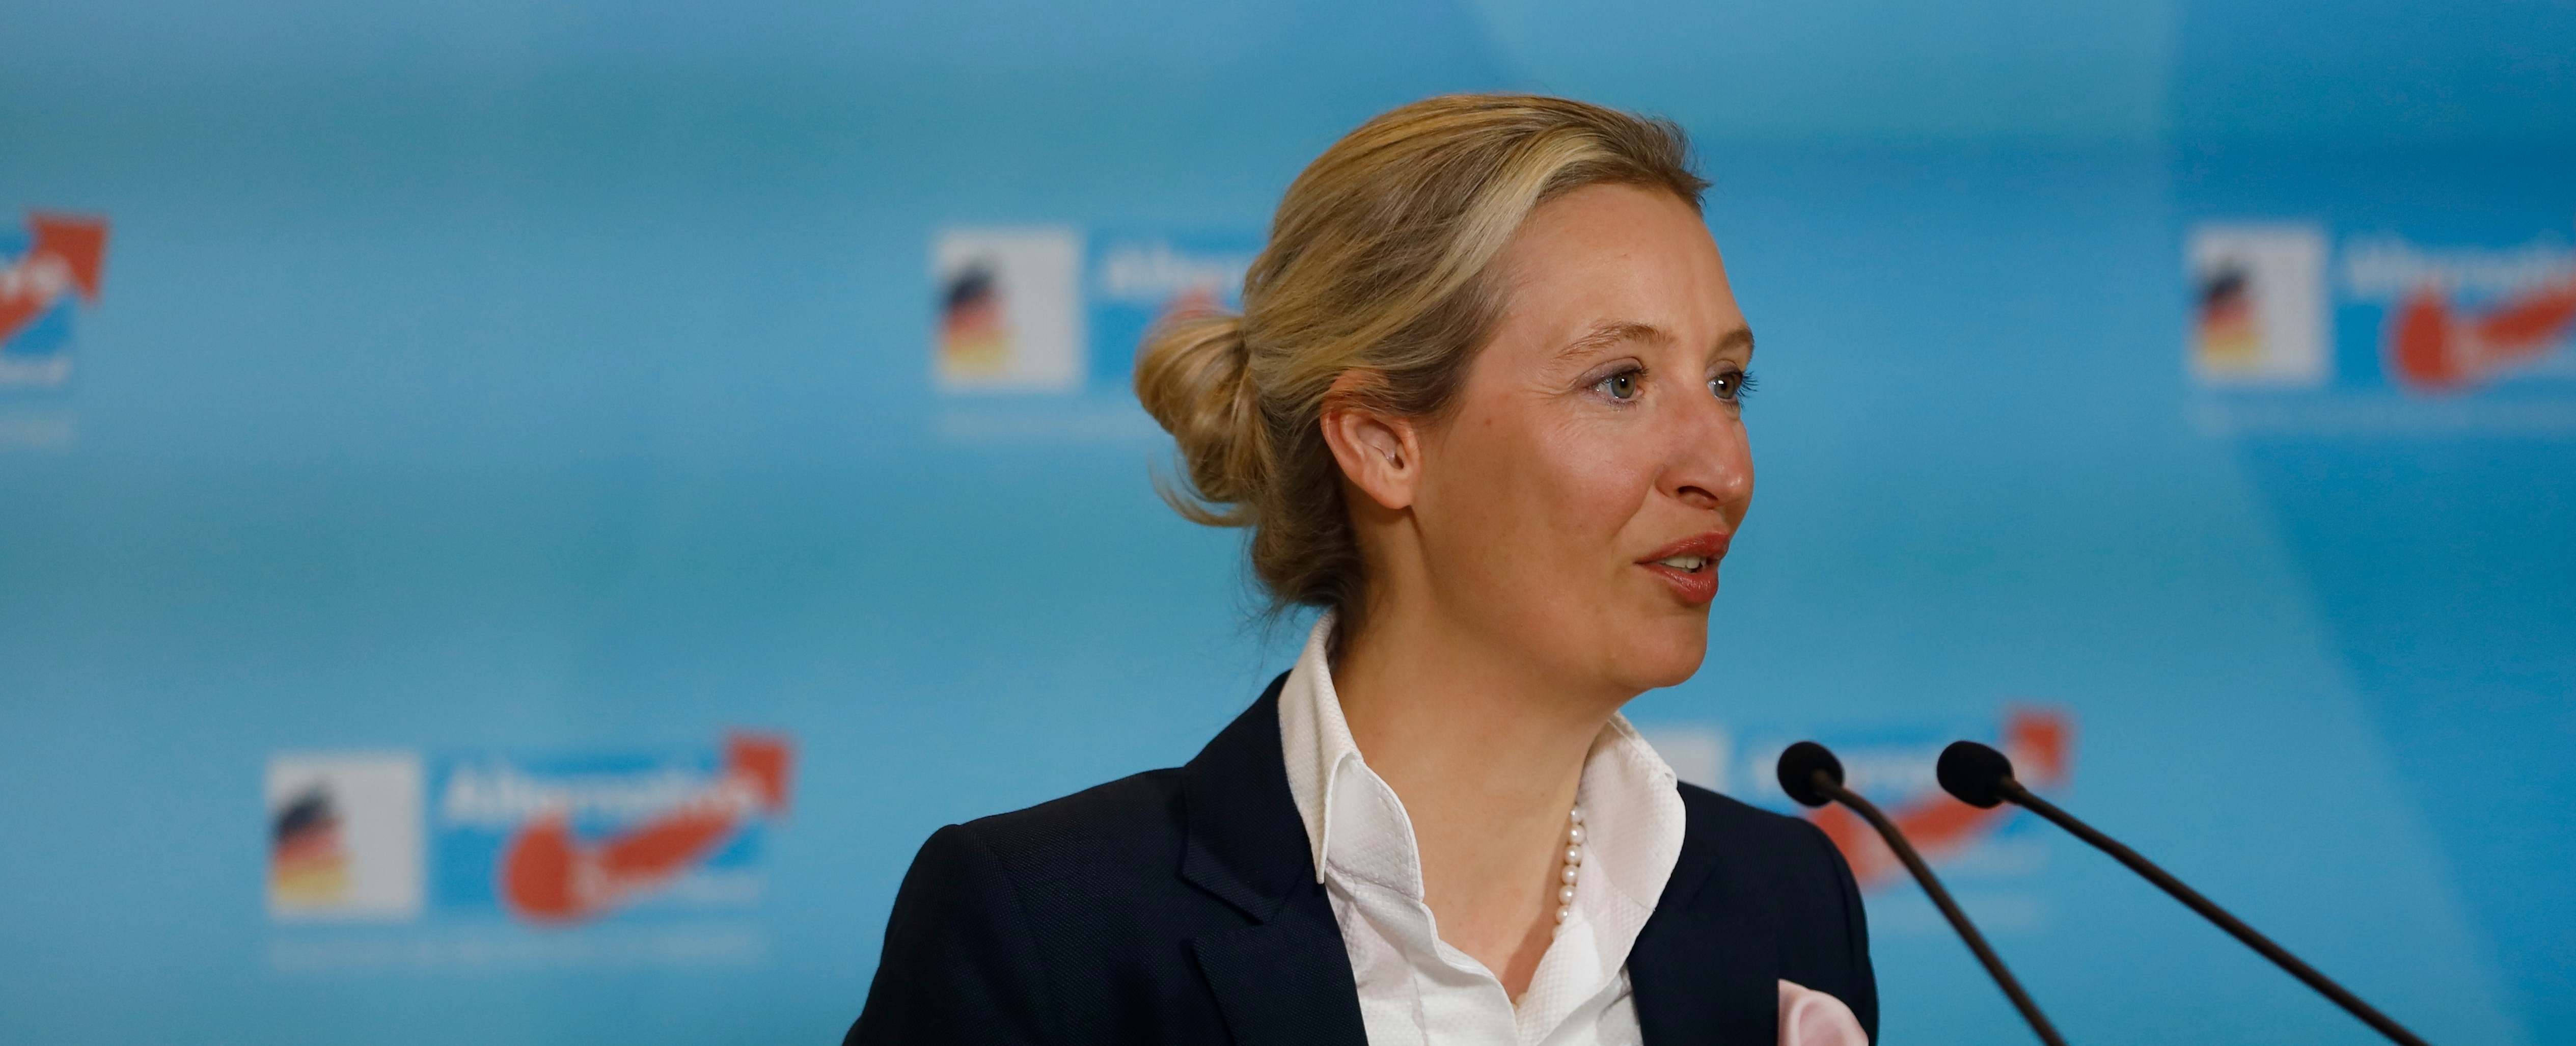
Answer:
[{"left": 1275, "top": 610, "right": 1687, "bottom": 927}]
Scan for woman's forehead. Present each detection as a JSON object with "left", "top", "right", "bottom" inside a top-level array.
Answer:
[{"left": 1499, "top": 189, "right": 1735, "bottom": 316}]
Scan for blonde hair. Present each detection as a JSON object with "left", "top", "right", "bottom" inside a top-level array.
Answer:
[{"left": 1134, "top": 93, "right": 1708, "bottom": 625}]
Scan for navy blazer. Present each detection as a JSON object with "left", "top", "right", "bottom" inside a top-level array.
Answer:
[{"left": 847, "top": 674, "right": 1877, "bottom": 1045}]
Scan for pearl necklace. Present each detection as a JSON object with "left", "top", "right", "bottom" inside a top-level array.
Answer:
[{"left": 1554, "top": 805, "right": 1585, "bottom": 930}]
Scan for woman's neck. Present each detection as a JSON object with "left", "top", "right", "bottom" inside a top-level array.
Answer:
[{"left": 1330, "top": 604, "right": 1627, "bottom": 1000}]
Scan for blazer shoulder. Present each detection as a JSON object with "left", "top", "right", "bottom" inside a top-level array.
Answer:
[
  {"left": 956, "top": 767, "right": 1189, "bottom": 870},
  {"left": 1676, "top": 781, "right": 1837, "bottom": 859},
  {"left": 1664, "top": 781, "right": 1877, "bottom": 1037},
  {"left": 1667, "top": 781, "right": 1859, "bottom": 914}
]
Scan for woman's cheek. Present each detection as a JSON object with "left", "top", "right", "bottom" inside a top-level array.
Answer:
[{"left": 1556, "top": 431, "right": 1660, "bottom": 538}]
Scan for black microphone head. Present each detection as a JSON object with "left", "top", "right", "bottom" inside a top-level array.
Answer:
[
  {"left": 1937, "top": 740, "right": 2016, "bottom": 809},
  {"left": 1775, "top": 741, "right": 1845, "bottom": 808}
]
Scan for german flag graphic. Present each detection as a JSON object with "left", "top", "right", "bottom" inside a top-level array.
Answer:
[{"left": 270, "top": 787, "right": 350, "bottom": 905}]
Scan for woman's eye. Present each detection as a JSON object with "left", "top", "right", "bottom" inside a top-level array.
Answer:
[
  {"left": 1595, "top": 371, "right": 1640, "bottom": 401},
  {"left": 1710, "top": 368, "right": 1752, "bottom": 402}
]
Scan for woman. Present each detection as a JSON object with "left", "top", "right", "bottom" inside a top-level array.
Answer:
[{"left": 850, "top": 94, "right": 1875, "bottom": 1045}]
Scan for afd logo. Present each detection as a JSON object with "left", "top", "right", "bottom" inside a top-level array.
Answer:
[
  {"left": 928, "top": 226, "right": 1258, "bottom": 396},
  {"left": 268, "top": 732, "right": 795, "bottom": 928},
  {"left": 1645, "top": 707, "right": 2075, "bottom": 895},
  {"left": 473, "top": 734, "right": 791, "bottom": 923},
  {"left": 1796, "top": 709, "right": 2070, "bottom": 890},
  {"left": 0, "top": 211, "right": 109, "bottom": 390},
  {"left": 440, "top": 733, "right": 793, "bottom": 925},
  {"left": 2345, "top": 234, "right": 2576, "bottom": 393}
]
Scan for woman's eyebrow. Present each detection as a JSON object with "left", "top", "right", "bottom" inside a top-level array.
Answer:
[
  {"left": 1556, "top": 320, "right": 1670, "bottom": 362},
  {"left": 1554, "top": 321, "right": 1752, "bottom": 363},
  {"left": 1714, "top": 326, "right": 1755, "bottom": 360}
]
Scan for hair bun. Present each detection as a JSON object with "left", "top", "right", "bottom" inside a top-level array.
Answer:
[{"left": 1134, "top": 310, "right": 1268, "bottom": 525}]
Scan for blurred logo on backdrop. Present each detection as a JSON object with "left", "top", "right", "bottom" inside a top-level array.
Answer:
[
  {"left": 1642, "top": 706, "right": 2074, "bottom": 934},
  {"left": 930, "top": 226, "right": 1257, "bottom": 441},
  {"left": 935, "top": 229, "right": 1085, "bottom": 391},
  {"left": 2347, "top": 234, "right": 2576, "bottom": 393},
  {"left": 268, "top": 754, "right": 426, "bottom": 921},
  {"left": 1794, "top": 710, "right": 2071, "bottom": 891},
  {"left": 264, "top": 732, "right": 794, "bottom": 972},
  {"left": 0, "top": 210, "right": 108, "bottom": 392},
  {"left": 2188, "top": 226, "right": 2329, "bottom": 387},
  {"left": 0, "top": 210, "right": 106, "bottom": 451},
  {"left": 2188, "top": 220, "right": 2576, "bottom": 433},
  {"left": 446, "top": 732, "right": 793, "bottom": 924}
]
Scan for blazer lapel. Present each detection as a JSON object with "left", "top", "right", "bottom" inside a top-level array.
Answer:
[
  {"left": 1628, "top": 832, "right": 1782, "bottom": 1045},
  {"left": 1179, "top": 674, "right": 1369, "bottom": 1046},
  {"left": 1191, "top": 886, "right": 1367, "bottom": 1046}
]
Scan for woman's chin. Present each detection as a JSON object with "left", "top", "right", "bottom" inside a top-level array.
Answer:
[{"left": 1604, "top": 624, "right": 1708, "bottom": 693}]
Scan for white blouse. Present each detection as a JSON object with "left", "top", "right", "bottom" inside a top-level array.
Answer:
[{"left": 1277, "top": 614, "right": 1870, "bottom": 1046}]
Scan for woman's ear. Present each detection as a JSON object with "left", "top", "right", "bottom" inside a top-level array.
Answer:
[{"left": 1319, "top": 370, "right": 1423, "bottom": 512}]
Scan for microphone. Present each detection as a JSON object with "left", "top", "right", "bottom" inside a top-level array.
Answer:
[
  {"left": 1937, "top": 741, "right": 2431, "bottom": 1046},
  {"left": 1776, "top": 742, "right": 2068, "bottom": 1046}
]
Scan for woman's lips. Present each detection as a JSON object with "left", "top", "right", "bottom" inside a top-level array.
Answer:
[{"left": 1636, "top": 531, "right": 1732, "bottom": 606}]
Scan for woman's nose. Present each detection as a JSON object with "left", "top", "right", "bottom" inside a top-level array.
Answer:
[{"left": 1659, "top": 393, "right": 1751, "bottom": 513}]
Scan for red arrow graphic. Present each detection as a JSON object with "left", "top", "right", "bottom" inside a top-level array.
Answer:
[
  {"left": 498, "top": 732, "right": 793, "bottom": 924},
  {"left": 0, "top": 213, "right": 109, "bottom": 344},
  {"left": 2390, "top": 277, "right": 2576, "bottom": 392},
  {"left": 1807, "top": 707, "right": 2073, "bottom": 890}
]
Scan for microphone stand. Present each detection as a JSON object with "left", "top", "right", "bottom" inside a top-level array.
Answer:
[
  {"left": 1777, "top": 742, "right": 2069, "bottom": 1046},
  {"left": 1938, "top": 741, "right": 2431, "bottom": 1046}
]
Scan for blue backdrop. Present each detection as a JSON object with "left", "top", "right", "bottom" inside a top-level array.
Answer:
[{"left": 3, "top": 1, "right": 2571, "bottom": 1043}]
